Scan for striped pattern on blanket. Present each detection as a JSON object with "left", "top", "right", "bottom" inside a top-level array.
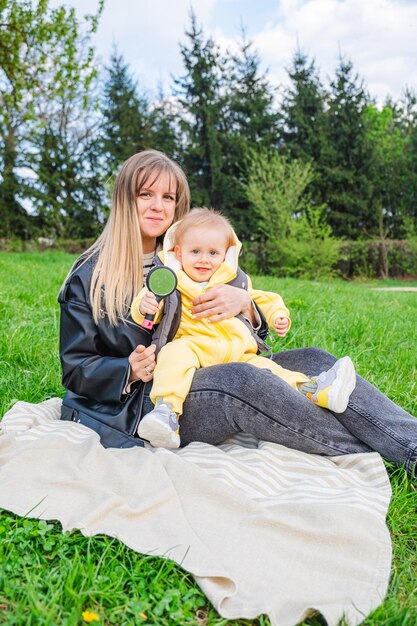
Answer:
[{"left": 0, "top": 398, "right": 392, "bottom": 626}]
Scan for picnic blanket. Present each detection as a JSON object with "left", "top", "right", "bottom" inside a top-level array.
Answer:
[{"left": 0, "top": 398, "right": 392, "bottom": 626}]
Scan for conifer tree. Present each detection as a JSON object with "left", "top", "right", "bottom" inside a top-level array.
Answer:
[
  {"left": 280, "top": 49, "right": 326, "bottom": 164},
  {"left": 174, "top": 11, "right": 224, "bottom": 208},
  {"left": 279, "top": 49, "right": 328, "bottom": 216},
  {"left": 322, "top": 56, "right": 372, "bottom": 237},
  {"left": 221, "top": 34, "right": 280, "bottom": 238},
  {"left": 101, "top": 51, "right": 151, "bottom": 175},
  {"left": 31, "top": 109, "right": 105, "bottom": 239},
  {"left": 148, "top": 86, "right": 180, "bottom": 159}
]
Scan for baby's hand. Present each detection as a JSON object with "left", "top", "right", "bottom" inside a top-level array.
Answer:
[
  {"left": 139, "top": 291, "right": 159, "bottom": 316},
  {"left": 273, "top": 316, "right": 290, "bottom": 338}
]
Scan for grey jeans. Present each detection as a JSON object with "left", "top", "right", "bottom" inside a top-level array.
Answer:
[{"left": 143, "top": 347, "right": 417, "bottom": 476}]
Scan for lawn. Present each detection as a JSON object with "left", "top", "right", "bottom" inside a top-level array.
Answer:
[{"left": 0, "top": 252, "right": 416, "bottom": 625}]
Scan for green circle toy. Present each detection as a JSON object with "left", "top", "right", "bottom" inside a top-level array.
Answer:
[{"left": 141, "top": 266, "right": 178, "bottom": 329}]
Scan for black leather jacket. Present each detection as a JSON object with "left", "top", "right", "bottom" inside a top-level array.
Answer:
[{"left": 58, "top": 256, "right": 150, "bottom": 448}]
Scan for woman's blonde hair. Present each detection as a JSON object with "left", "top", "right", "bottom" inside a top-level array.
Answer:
[
  {"left": 173, "top": 207, "right": 236, "bottom": 249},
  {"left": 64, "top": 150, "right": 190, "bottom": 325}
]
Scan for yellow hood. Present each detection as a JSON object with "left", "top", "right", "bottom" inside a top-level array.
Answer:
[{"left": 159, "top": 218, "right": 242, "bottom": 287}]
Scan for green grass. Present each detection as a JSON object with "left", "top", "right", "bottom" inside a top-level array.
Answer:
[{"left": 0, "top": 252, "right": 416, "bottom": 625}]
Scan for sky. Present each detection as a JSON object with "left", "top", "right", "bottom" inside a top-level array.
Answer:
[{"left": 52, "top": 0, "right": 417, "bottom": 105}]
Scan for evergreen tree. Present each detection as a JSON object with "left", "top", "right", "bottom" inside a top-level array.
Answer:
[
  {"left": 148, "top": 86, "right": 180, "bottom": 159},
  {"left": 322, "top": 56, "right": 372, "bottom": 237},
  {"left": 101, "top": 51, "right": 151, "bottom": 175},
  {"left": 280, "top": 49, "right": 326, "bottom": 164},
  {"left": 221, "top": 34, "right": 280, "bottom": 238},
  {"left": 174, "top": 11, "right": 225, "bottom": 208},
  {"left": 31, "top": 108, "right": 105, "bottom": 239}
]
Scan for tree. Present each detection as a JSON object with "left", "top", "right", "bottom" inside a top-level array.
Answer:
[
  {"left": 246, "top": 149, "right": 314, "bottom": 242},
  {"left": 397, "top": 89, "right": 417, "bottom": 237},
  {"left": 174, "top": 11, "right": 225, "bottom": 208},
  {"left": 101, "top": 51, "right": 151, "bottom": 176},
  {"left": 30, "top": 101, "right": 105, "bottom": 238},
  {"left": 321, "top": 56, "right": 372, "bottom": 238},
  {"left": 220, "top": 33, "right": 280, "bottom": 238},
  {"left": 364, "top": 104, "right": 409, "bottom": 241},
  {"left": 0, "top": 0, "right": 103, "bottom": 238},
  {"left": 280, "top": 49, "right": 327, "bottom": 165},
  {"left": 244, "top": 149, "right": 339, "bottom": 277},
  {"left": 148, "top": 85, "right": 180, "bottom": 160}
]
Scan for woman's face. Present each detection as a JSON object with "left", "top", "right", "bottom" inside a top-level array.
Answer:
[{"left": 136, "top": 172, "right": 177, "bottom": 253}]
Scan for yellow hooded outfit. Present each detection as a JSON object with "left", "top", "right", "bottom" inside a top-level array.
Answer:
[{"left": 132, "top": 222, "right": 309, "bottom": 415}]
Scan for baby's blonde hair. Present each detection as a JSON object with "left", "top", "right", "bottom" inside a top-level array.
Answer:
[{"left": 173, "top": 207, "right": 236, "bottom": 248}]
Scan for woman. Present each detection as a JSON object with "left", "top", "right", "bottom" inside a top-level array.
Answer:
[{"left": 59, "top": 150, "right": 417, "bottom": 478}]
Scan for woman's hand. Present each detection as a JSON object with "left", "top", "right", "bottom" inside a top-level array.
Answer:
[
  {"left": 191, "top": 285, "right": 254, "bottom": 323},
  {"left": 128, "top": 344, "right": 156, "bottom": 383}
]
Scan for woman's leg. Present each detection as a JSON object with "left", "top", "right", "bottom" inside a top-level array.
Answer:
[
  {"left": 178, "top": 360, "right": 371, "bottom": 455},
  {"left": 274, "top": 348, "right": 417, "bottom": 476}
]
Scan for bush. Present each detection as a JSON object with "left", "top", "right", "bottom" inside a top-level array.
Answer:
[
  {"left": 0, "top": 238, "right": 95, "bottom": 255},
  {"left": 338, "top": 239, "right": 417, "bottom": 278},
  {"left": 277, "top": 237, "right": 341, "bottom": 279},
  {"left": 57, "top": 239, "right": 95, "bottom": 254},
  {"left": 241, "top": 238, "right": 417, "bottom": 279}
]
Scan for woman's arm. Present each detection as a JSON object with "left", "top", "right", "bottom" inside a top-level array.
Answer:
[
  {"left": 59, "top": 263, "right": 156, "bottom": 403},
  {"left": 59, "top": 299, "right": 134, "bottom": 404}
]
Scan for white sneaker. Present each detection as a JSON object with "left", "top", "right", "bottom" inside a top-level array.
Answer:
[
  {"left": 138, "top": 400, "right": 180, "bottom": 448},
  {"left": 309, "top": 356, "right": 356, "bottom": 413}
]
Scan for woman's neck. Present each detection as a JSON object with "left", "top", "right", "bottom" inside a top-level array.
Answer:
[{"left": 142, "top": 238, "right": 156, "bottom": 254}]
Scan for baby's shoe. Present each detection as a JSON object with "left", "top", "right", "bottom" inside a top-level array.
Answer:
[
  {"left": 138, "top": 399, "right": 180, "bottom": 448},
  {"left": 306, "top": 356, "right": 356, "bottom": 413}
]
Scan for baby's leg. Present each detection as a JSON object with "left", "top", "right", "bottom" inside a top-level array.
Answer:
[
  {"left": 150, "top": 339, "right": 202, "bottom": 415},
  {"left": 138, "top": 339, "right": 202, "bottom": 448},
  {"left": 241, "top": 353, "right": 356, "bottom": 414},
  {"left": 240, "top": 353, "right": 310, "bottom": 389}
]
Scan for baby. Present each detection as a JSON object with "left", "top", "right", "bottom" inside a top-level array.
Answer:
[{"left": 132, "top": 208, "right": 356, "bottom": 448}]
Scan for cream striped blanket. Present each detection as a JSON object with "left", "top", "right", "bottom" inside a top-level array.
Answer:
[{"left": 0, "top": 398, "right": 392, "bottom": 626}]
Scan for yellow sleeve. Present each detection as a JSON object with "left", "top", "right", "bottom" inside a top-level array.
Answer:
[
  {"left": 131, "top": 288, "right": 164, "bottom": 326},
  {"left": 247, "top": 275, "right": 291, "bottom": 330}
]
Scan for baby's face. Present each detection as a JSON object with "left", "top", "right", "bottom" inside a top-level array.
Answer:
[{"left": 174, "top": 226, "right": 228, "bottom": 282}]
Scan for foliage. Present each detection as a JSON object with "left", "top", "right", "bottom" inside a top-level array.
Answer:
[
  {"left": 101, "top": 50, "right": 152, "bottom": 177},
  {"left": 1, "top": 252, "right": 416, "bottom": 625},
  {"left": 244, "top": 149, "right": 342, "bottom": 278},
  {"left": 1, "top": 6, "right": 417, "bottom": 245},
  {"left": 395, "top": 89, "right": 417, "bottom": 235},
  {"left": 174, "top": 10, "right": 225, "bottom": 209},
  {"left": 148, "top": 86, "right": 181, "bottom": 160},
  {"left": 0, "top": 0, "right": 103, "bottom": 238},
  {"left": 338, "top": 238, "right": 417, "bottom": 279},
  {"left": 219, "top": 33, "right": 280, "bottom": 238},
  {"left": 280, "top": 50, "right": 327, "bottom": 166},
  {"left": 245, "top": 149, "right": 314, "bottom": 241},
  {"left": 320, "top": 56, "right": 373, "bottom": 238}
]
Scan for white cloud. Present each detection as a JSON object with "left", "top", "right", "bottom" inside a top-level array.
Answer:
[
  {"left": 53, "top": 0, "right": 217, "bottom": 90},
  {"left": 249, "top": 0, "right": 417, "bottom": 103},
  {"left": 52, "top": 0, "right": 417, "bottom": 104}
]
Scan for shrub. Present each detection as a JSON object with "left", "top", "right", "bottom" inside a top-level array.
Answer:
[
  {"left": 338, "top": 239, "right": 417, "bottom": 278},
  {"left": 0, "top": 238, "right": 95, "bottom": 255}
]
